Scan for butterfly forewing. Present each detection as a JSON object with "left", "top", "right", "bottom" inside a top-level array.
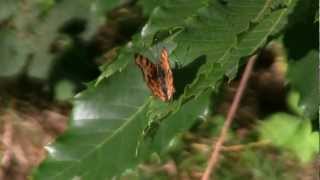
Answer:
[{"left": 159, "top": 48, "right": 175, "bottom": 100}]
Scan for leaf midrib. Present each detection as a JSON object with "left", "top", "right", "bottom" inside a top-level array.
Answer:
[{"left": 49, "top": 98, "right": 152, "bottom": 179}]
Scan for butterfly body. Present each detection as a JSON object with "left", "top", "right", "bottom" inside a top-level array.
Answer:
[{"left": 135, "top": 48, "right": 175, "bottom": 101}]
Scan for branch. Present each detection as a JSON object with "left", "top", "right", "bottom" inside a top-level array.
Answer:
[{"left": 201, "top": 54, "right": 257, "bottom": 180}]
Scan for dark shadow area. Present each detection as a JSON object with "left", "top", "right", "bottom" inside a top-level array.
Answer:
[
  {"left": 48, "top": 35, "right": 100, "bottom": 95},
  {"left": 48, "top": 4, "right": 146, "bottom": 98},
  {"left": 172, "top": 55, "right": 207, "bottom": 99},
  {"left": 48, "top": 17, "right": 99, "bottom": 97},
  {"left": 283, "top": 0, "right": 318, "bottom": 60},
  {"left": 217, "top": 0, "right": 229, "bottom": 6},
  {"left": 59, "top": 18, "right": 87, "bottom": 36}
]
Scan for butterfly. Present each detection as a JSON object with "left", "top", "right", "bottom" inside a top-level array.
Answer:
[{"left": 135, "top": 48, "right": 175, "bottom": 101}]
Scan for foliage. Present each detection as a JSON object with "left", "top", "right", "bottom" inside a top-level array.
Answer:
[
  {"left": 0, "top": 0, "right": 122, "bottom": 79},
  {"left": 287, "top": 50, "right": 318, "bottom": 120},
  {"left": 259, "top": 113, "right": 318, "bottom": 163},
  {"left": 0, "top": 0, "right": 317, "bottom": 179},
  {"left": 33, "top": 0, "right": 299, "bottom": 179}
]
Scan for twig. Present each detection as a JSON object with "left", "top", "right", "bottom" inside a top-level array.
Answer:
[
  {"left": 221, "top": 140, "right": 271, "bottom": 152},
  {"left": 201, "top": 55, "right": 257, "bottom": 180}
]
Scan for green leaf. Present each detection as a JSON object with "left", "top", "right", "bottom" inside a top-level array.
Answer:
[
  {"left": 141, "top": 0, "right": 206, "bottom": 44},
  {"left": 287, "top": 90, "right": 304, "bottom": 116},
  {"left": 149, "top": 90, "right": 212, "bottom": 154},
  {"left": 54, "top": 79, "right": 76, "bottom": 101},
  {"left": 287, "top": 50, "right": 318, "bottom": 120},
  {"left": 33, "top": 59, "right": 212, "bottom": 179},
  {"left": 259, "top": 113, "right": 319, "bottom": 163},
  {"left": 34, "top": 61, "right": 149, "bottom": 179},
  {"left": 137, "top": 0, "right": 164, "bottom": 16},
  {"left": 280, "top": 0, "right": 318, "bottom": 120},
  {"left": 96, "top": 48, "right": 131, "bottom": 85},
  {"left": 142, "top": 0, "right": 292, "bottom": 83},
  {"left": 34, "top": 0, "right": 295, "bottom": 179}
]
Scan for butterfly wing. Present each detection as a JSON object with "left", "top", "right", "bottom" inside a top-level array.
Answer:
[
  {"left": 135, "top": 54, "right": 167, "bottom": 101},
  {"left": 159, "top": 48, "right": 175, "bottom": 100}
]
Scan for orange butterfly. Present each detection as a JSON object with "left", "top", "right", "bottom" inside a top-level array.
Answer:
[{"left": 135, "top": 48, "right": 175, "bottom": 101}]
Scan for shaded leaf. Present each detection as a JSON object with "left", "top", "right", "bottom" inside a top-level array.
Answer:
[
  {"left": 280, "top": 0, "right": 318, "bottom": 120},
  {"left": 287, "top": 50, "right": 318, "bottom": 120}
]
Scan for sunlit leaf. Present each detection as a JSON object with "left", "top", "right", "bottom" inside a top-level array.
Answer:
[{"left": 259, "top": 113, "right": 319, "bottom": 163}]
